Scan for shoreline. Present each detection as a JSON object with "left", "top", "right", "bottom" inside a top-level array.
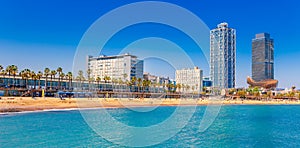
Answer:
[{"left": 1, "top": 97, "right": 300, "bottom": 114}]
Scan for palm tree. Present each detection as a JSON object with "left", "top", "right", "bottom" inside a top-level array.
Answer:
[
  {"left": 20, "top": 69, "right": 30, "bottom": 89},
  {"left": 150, "top": 82, "right": 155, "bottom": 93},
  {"left": 66, "top": 72, "right": 73, "bottom": 90},
  {"left": 122, "top": 73, "right": 128, "bottom": 81},
  {"left": 166, "top": 83, "right": 171, "bottom": 92},
  {"left": 30, "top": 71, "right": 37, "bottom": 89},
  {"left": 87, "top": 69, "right": 92, "bottom": 90},
  {"left": 104, "top": 75, "right": 111, "bottom": 83},
  {"left": 103, "top": 76, "right": 111, "bottom": 91},
  {"left": 1, "top": 70, "right": 7, "bottom": 86},
  {"left": 186, "top": 85, "right": 190, "bottom": 93},
  {"left": 111, "top": 78, "right": 118, "bottom": 91},
  {"left": 182, "top": 84, "right": 185, "bottom": 93},
  {"left": 88, "top": 77, "right": 94, "bottom": 91},
  {"left": 170, "top": 83, "right": 175, "bottom": 93},
  {"left": 137, "top": 78, "right": 142, "bottom": 93},
  {"left": 37, "top": 71, "right": 43, "bottom": 89},
  {"left": 78, "top": 70, "right": 85, "bottom": 88},
  {"left": 44, "top": 68, "right": 50, "bottom": 90},
  {"left": 5, "top": 66, "right": 12, "bottom": 86},
  {"left": 96, "top": 77, "right": 101, "bottom": 90},
  {"left": 19, "top": 70, "right": 25, "bottom": 88},
  {"left": 50, "top": 70, "right": 57, "bottom": 90},
  {"left": 176, "top": 83, "right": 182, "bottom": 93},
  {"left": 87, "top": 69, "right": 92, "bottom": 80},
  {"left": 118, "top": 78, "right": 123, "bottom": 91},
  {"left": 6, "top": 65, "right": 18, "bottom": 88},
  {"left": 142, "top": 80, "right": 151, "bottom": 93},
  {"left": 131, "top": 76, "right": 136, "bottom": 92},
  {"left": 0, "top": 65, "right": 3, "bottom": 84},
  {"left": 11, "top": 65, "right": 18, "bottom": 88},
  {"left": 60, "top": 72, "right": 65, "bottom": 90},
  {"left": 192, "top": 86, "right": 195, "bottom": 94},
  {"left": 202, "top": 87, "right": 208, "bottom": 95},
  {"left": 57, "top": 67, "right": 63, "bottom": 89},
  {"left": 142, "top": 80, "right": 147, "bottom": 92}
]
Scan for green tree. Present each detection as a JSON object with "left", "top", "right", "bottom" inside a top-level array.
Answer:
[
  {"left": 186, "top": 85, "right": 190, "bottom": 93},
  {"left": 131, "top": 76, "right": 137, "bottom": 92},
  {"left": 57, "top": 67, "right": 63, "bottom": 89},
  {"left": 237, "top": 90, "right": 246, "bottom": 99},
  {"left": 77, "top": 70, "right": 85, "bottom": 88},
  {"left": 96, "top": 77, "right": 101, "bottom": 90},
  {"left": 168, "top": 83, "right": 175, "bottom": 93},
  {"left": 6, "top": 65, "right": 18, "bottom": 87},
  {"left": 192, "top": 86, "right": 195, "bottom": 94},
  {"left": 182, "top": 84, "right": 185, "bottom": 93},
  {"left": 59, "top": 72, "right": 65, "bottom": 90},
  {"left": 104, "top": 75, "right": 111, "bottom": 83},
  {"left": 176, "top": 83, "right": 182, "bottom": 93},
  {"left": 87, "top": 69, "right": 92, "bottom": 89},
  {"left": 11, "top": 65, "right": 18, "bottom": 88},
  {"left": 0, "top": 65, "right": 3, "bottom": 84},
  {"left": 30, "top": 71, "right": 37, "bottom": 89},
  {"left": 44, "top": 68, "right": 50, "bottom": 90},
  {"left": 37, "top": 71, "right": 43, "bottom": 89},
  {"left": 50, "top": 70, "right": 57, "bottom": 89},
  {"left": 137, "top": 78, "right": 142, "bottom": 92},
  {"left": 20, "top": 69, "right": 30, "bottom": 89},
  {"left": 66, "top": 72, "right": 73, "bottom": 90},
  {"left": 141, "top": 80, "right": 151, "bottom": 93}
]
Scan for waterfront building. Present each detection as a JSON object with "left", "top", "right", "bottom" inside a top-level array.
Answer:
[
  {"left": 143, "top": 72, "right": 171, "bottom": 85},
  {"left": 143, "top": 72, "right": 158, "bottom": 84},
  {"left": 252, "top": 33, "right": 274, "bottom": 81},
  {"left": 210, "top": 22, "right": 236, "bottom": 89},
  {"left": 156, "top": 76, "right": 170, "bottom": 85},
  {"left": 175, "top": 67, "right": 203, "bottom": 93},
  {"left": 203, "top": 77, "right": 212, "bottom": 88},
  {"left": 87, "top": 53, "right": 144, "bottom": 81}
]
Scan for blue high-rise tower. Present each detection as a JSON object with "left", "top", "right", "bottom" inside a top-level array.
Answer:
[{"left": 210, "top": 22, "right": 236, "bottom": 89}]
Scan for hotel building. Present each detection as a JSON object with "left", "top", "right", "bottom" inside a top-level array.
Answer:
[
  {"left": 175, "top": 67, "right": 203, "bottom": 93},
  {"left": 210, "top": 22, "right": 236, "bottom": 89},
  {"left": 87, "top": 53, "right": 144, "bottom": 81},
  {"left": 252, "top": 33, "right": 274, "bottom": 81}
]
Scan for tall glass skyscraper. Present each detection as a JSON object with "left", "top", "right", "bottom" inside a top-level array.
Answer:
[
  {"left": 252, "top": 33, "right": 274, "bottom": 81},
  {"left": 210, "top": 22, "right": 236, "bottom": 89}
]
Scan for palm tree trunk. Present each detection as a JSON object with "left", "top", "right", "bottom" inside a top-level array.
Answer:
[
  {"left": 45, "top": 77, "right": 47, "bottom": 90},
  {"left": 50, "top": 76, "right": 52, "bottom": 90},
  {"left": 38, "top": 79, "right": 41, "bottom": 89},
  {"left": 13, "top": 75, "right": 16, "bottom": 89},
  {"left": 34, "top": 80, "right": 37, "bottom": 89}
]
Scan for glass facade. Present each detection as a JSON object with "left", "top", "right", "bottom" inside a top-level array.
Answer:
[
  {"left": 210, "top": 22, "right": 236, "bottom": 89},
  {"left": 252, "top": 33, "right": 274, "bottom": 81}
]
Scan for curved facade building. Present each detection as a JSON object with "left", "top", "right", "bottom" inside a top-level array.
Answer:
[{"left": 247, "top": 77, "right": 278, "bottom": 89}]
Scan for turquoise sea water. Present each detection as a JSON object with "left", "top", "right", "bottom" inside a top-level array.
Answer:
[{"left": 1, "top": 105, "right": 300, "bottom": 147}]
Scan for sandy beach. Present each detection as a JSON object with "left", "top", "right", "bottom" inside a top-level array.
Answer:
[{"left": 1, "top": 97, "right": 300, "bottom": 113}]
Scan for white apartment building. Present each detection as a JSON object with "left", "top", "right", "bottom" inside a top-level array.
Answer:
[
  {"left": 175, "top": 67, "right": 203, "bottom": 93},
  {"left": 87, "top": 53, "right": 143, "bottom": 81}
]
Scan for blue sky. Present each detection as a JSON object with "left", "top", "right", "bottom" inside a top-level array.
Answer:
[{"left": 0, "top": 0, "right": 299, "bottom": 88}]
